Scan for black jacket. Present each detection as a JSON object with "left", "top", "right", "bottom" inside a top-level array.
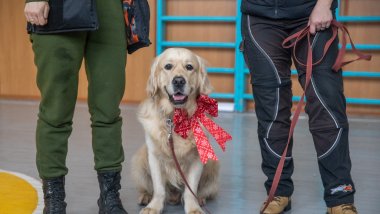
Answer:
[
  {"left": 27, "top": 0, "right": 98, "bottom": 34},
  {"left": 241, "top": 0, "right": 338, "bottom": 19}
]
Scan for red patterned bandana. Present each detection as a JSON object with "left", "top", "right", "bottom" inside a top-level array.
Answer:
[{"left": 173, "top": 94, "right": 232, "bottom": 164}]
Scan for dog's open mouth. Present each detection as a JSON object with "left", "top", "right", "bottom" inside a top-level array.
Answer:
[
  {"left": 164, "top": 86, "right": 189, "bottom": 105},
  {"left": 169, "top": 92, "right": 188, "bottom": 105}
]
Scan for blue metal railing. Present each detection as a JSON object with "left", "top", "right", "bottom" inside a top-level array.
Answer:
[
  {"left": 233, "top": 0, "right": 245, "bottom": 111},
  {"left": 161, "top": 16, "right": 236, "bottom": 22},
  {"left": 335, "top": 0, "right": 380, "bottom": 23},
  {"left": 156, "top": 0, "right": 380, "bottom": 111},
  {"left": 161, "top": 41, "right": 235, "bottom": 48}
]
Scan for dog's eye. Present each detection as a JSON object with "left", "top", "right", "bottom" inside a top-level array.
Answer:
[
  {"left": 164, "top": 64, "right": 173, "bottom": 70},
  {"left": 185, "top": 64, "right": 193, "bottom": 71}
]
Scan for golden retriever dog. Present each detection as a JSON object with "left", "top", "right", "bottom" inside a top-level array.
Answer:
[{"left": 132, "top": 48, "right": 219, "bottom": 214}]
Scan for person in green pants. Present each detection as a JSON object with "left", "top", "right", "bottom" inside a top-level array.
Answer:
[{"left": 24, "top": 0, "right": 128, "bottom": 213}]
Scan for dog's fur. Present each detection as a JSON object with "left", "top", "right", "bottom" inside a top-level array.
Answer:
[{"left": 132, "top": 48, "right": 219, "bottom": 214}]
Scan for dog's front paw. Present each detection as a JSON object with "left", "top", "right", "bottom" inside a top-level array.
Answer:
[
  {"left": 139, "top": 207, "right": 160, "bottom": 214},
  {"left": 187, "top": 208, "right": 205, "bottom": 214}
]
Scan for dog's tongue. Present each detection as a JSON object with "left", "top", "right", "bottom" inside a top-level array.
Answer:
[{"left": 173, "top": 95, "right": 186, "bottom": 101}]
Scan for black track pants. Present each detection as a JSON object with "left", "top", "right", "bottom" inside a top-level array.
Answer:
[{"left": 241, "top": 14, "right": 355, "bottom": 207}]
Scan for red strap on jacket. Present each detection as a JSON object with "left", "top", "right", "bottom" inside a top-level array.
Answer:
[{"left": 261, "top": 20, "right": 371, "bottom": 214}]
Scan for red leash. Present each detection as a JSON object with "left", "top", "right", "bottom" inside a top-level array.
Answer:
[
  {"left": 166, "top": 95, "right": 232, "bottom": 214},
  {"left": 260, "top": 20, "right": 371, "bottom": 214},
  {"left": 167, "top": 119, "right": 211, "bottom": 214}
]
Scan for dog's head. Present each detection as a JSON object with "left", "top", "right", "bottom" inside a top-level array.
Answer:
[{"left": 147, "top": 48, "right": 212, "bottom": 109}]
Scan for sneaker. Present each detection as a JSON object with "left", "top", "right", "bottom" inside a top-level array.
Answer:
[
  {"left": 327, "top": 203, "right": 357, "bottom": 214},
  {"left": 260, "top": 196, "right": 291, "bottom": 214}
]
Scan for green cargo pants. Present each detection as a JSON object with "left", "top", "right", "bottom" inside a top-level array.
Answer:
[{"left": 31, "top": 0, "right": 127, "bottom": 179}]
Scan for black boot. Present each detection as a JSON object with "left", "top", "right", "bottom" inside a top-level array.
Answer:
[
  {"left": 97, "top": 171, "right": 128, "bottom": 214},
  {"left": 42, "top": 177, "right": 67, "bottom": 214}
]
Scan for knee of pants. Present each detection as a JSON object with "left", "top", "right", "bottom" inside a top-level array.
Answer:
[
  {"left": 307, "top": 111, "right": 348, "bottom": 133},
  {"left": 88, "top": 96, "right": 123, "bottom": 124},
  {"left": 254, "top": 83, "right": 293, "bottom": 139},
  {"left": 305, "top": 69, "right": 348, "bottom": 128},
  {"left": 89, "top": 105, "right": 122, "bottom": 124},
  {"left": 259, "top": 135, "right": 293, "bottom": 159},
  {"left": 87, "top": 80, "right": 125, "bottom": 123},
  {"left": 38, "top": 101, "right": 76, "bottom": 127},
  {"left": 311, "top": 127, "right": 348, "bottom": 159}
]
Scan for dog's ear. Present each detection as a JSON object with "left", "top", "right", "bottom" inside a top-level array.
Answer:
[
  {"left": 147, "top": 56, "right": 160, "bottom": 97},
  {"left": 197, "top": 56, "right": 213, "bottom": 95}
]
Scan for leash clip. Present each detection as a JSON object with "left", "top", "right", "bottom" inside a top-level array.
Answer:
[{"left": 166, "top": 118, "right": 173, "bottom": 140}]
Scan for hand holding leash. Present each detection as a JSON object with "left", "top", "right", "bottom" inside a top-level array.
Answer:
[{"left": 308, "top": 0, "right": 333, "bottom": 34}]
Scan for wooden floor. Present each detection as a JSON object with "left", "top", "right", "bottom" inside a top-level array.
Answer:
[{"left": 0, "top": 99, "right": 379, "bottom": 214}]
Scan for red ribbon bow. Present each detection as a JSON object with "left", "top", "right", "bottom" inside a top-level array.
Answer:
[{"left": 173, "top": 94, "right": 232, "bottom": 164}]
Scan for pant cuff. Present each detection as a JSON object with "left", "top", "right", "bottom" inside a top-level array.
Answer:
[{"left": 326, "top": 197, "right": 354, "bottom": 207}]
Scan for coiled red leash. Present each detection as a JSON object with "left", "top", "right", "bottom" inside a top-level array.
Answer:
[{"left": 260, "top": 20, "right": 371, "bottom": 214}]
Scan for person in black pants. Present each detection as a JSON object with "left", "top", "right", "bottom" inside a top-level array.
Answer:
[{"left": 241, "top": 0, "right": 357, "bottom": 213}]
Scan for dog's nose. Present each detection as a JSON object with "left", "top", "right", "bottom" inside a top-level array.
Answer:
[{"left": 172, "top": 76, "right": 186, "bottom": 88}]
